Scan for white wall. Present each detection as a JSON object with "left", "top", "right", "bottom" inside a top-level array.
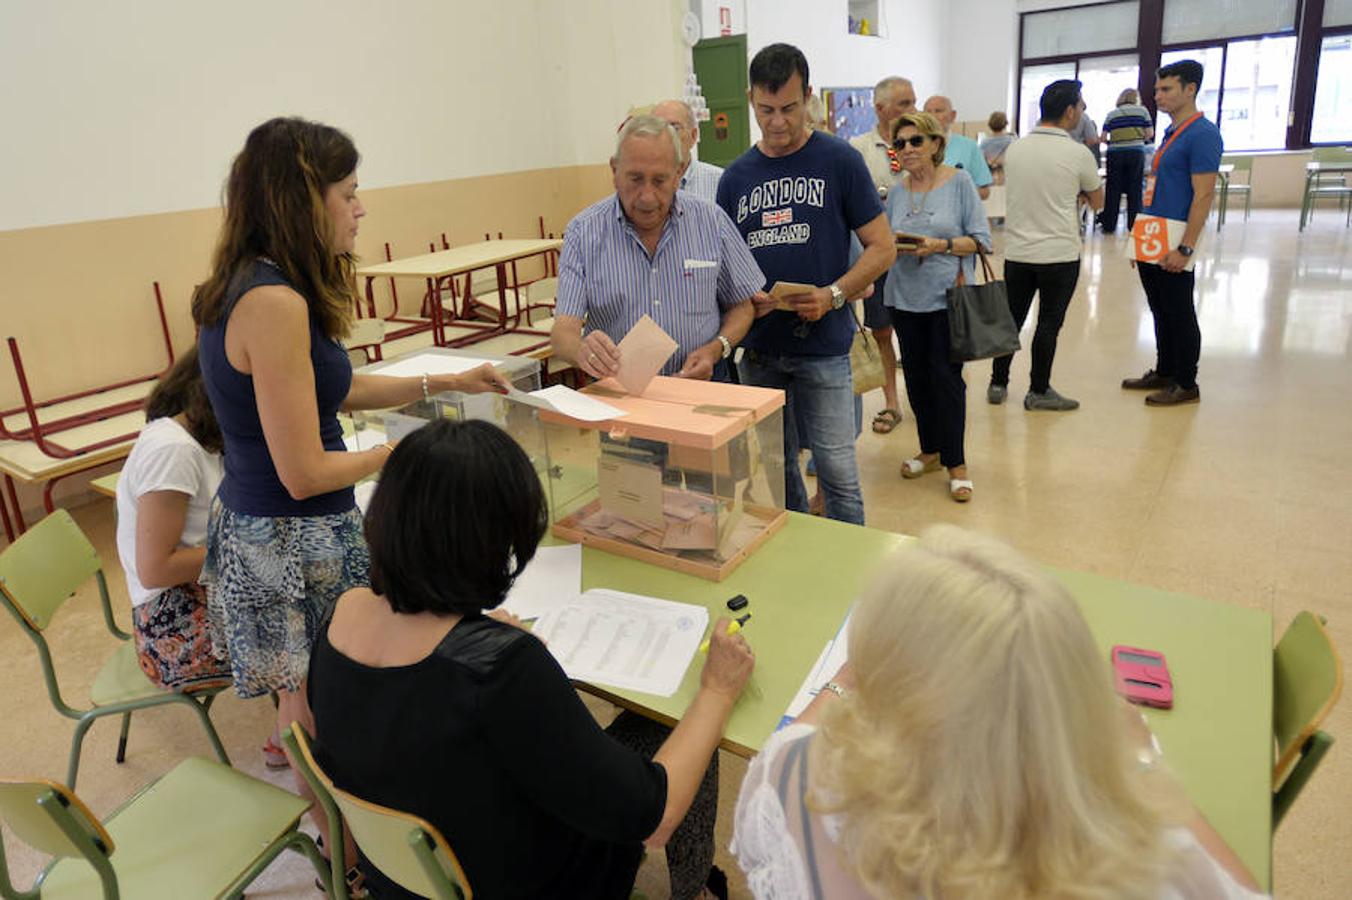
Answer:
[
  {"left": 943, "top": 0, "right": 1019, "bottom": 127},
  {"left": 0, "top": 0, "right": 687, "bottom": 231},
  {"left": 742, "top": 0, "right": 946, "bottom": 139},
  {"left": 940, "top": 0, "right": 1140, "bottom": 133}
]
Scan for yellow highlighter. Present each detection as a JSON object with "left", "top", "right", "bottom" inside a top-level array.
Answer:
[{"left": 700, "top": 613, "right": 751, "bottom": 654}]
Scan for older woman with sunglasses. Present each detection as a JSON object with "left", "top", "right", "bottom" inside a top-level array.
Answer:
[{"left": 882, "top": 111, "right": 991, "bottom": 503}]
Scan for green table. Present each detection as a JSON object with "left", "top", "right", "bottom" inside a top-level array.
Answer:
[{"left": 576, "top": 513, "right": 1273, "bottom": 888}]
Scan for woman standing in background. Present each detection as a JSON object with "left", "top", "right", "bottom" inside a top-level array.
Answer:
[
  {"left": 980, "top": 110, "right": 1015, "bottom": 183},
  {"left": 882, "top": 112, "right": 990, "bottom": 503}
]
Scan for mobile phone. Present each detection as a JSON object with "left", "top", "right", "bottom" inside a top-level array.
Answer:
[{"left": 1111, "top": 645, "right": 1173, "bottom": 709}]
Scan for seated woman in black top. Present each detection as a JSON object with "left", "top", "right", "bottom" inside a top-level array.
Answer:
[{"left": 308, "top": 419, "right": 755, "bottom": 899}]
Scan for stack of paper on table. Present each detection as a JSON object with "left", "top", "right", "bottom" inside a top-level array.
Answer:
[
  {"left": 532, "top": 589, "right": 709, "bottom": 697},
  {"left": 498, "top": 544, "right": 583, "bottom": 621},
  {"left": 368, "top": 351, "right": 494, "bottom": 379},
  {"left": 779, "top": 610, "right": 853, "bottom": 729}
]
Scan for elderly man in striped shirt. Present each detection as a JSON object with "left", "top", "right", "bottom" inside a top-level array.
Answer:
[{"left": 552, "top": 115, "right": 765, "bottom": 382}]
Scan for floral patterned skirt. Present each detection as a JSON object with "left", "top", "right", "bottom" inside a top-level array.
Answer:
[
  {"left": 202, "top": 499, "right": 369, "bottom": 698},
  {"left": 131, "top": 583, "right": 232, "bottom": 692}
]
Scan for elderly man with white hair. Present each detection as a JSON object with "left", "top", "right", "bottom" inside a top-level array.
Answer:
[
  {"left": 846, "top": 74, "right": 916, "bottom": 434},
  {"left": 653, "top": 98, "right": 724, "bottom": 204},
  {"left": 923, "top": 94, "right": 993, "bottom": 200},
  {"left": 552, "top": 115, "right": 764, "bottom": 384}
]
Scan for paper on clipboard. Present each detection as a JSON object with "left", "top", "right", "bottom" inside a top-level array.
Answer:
[
  {"left": 504, "top": 384, "right": 627, "bottom": 422},
  {"left": 532, "top": 588, "right": 709, "bottom": 696},
  {"left": 768, "top": 280, "right": 816, "bottom": 312},
  {"left": 1127, "top": 216, "right": 1198, "bottom": 272},
  {"left": 613, "top": 315, "right": 677, "bottom": 395}
]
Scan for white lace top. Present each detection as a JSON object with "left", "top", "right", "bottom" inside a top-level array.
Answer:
[{"left": 731, "top": 724, "right": 1270, "bottom": 900}]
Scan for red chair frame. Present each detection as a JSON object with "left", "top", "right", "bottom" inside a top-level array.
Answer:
[{"left": 0, "top": 284, "right": 173, "bottom": 460}]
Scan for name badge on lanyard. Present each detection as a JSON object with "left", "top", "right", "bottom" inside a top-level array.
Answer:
[{"left": 1145, "top": 112, "right": 1203, "bottom": 208}]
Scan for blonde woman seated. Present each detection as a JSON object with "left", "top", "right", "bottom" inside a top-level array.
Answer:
[{"left": 732, "top": 525, "right": 1267, "bottom": 899}]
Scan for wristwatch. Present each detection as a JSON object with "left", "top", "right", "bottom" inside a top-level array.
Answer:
[
  {"left": 716, "top": 334, "right": 732, "bottom": 359},
  {"left": 828, "top": 283, "right": 846, "bottom": 310},
  {"left": 1177, "top": 244, "right": 1194, "bottom": 257}
]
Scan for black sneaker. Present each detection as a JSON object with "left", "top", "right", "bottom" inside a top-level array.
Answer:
[{"left": 1121, "top": 369, "right": 1173, "bottom": 390}]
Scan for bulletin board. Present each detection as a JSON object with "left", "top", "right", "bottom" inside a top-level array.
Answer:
[{"left": 822, "top": 87, "right": 875, "bottom": 141}]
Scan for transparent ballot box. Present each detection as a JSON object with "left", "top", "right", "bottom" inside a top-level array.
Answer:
[
  {"left": 354, "top": 347, "right": 541, "bottom": 438},
  {"left": 541, "top": 376, "right": 787, "bottom": 582},
  {"left": 351, "top": 347, "right": 554, "bottom": 506}
]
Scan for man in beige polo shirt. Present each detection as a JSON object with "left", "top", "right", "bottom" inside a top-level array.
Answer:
[
  {"left": 989, "top": 79, "right": 1103, "bottom": 411},
  {"left": 846, "top": 75, "right": 915, "bottom": 433}
]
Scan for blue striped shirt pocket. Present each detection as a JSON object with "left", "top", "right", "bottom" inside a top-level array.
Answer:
[{"left": 680, "top": 260, "right": 719, "bottom": 309}]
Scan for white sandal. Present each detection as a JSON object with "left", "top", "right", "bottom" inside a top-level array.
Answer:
[
  {"left": 949, "top": 479, "right": 974, "bottom": 503},
  {"left": 900, "top": 457, "right": 942, "bottom": 479}
]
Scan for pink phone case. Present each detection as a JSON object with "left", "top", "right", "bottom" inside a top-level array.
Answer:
[{"left": 1112, "top": 644, "right": 1174, "bottom": 709}]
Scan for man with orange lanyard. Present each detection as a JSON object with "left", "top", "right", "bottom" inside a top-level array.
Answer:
[{"left": 1121, "top": 59, "right": 1222, "bottom": 406}]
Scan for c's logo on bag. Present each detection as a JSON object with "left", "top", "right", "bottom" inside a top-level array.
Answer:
[{"left": 1133, "top": 217, "right": 1167, "bottom": 263}]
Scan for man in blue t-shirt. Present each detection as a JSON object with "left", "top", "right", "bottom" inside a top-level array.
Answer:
[
  {"left": 923, "top": 95, "right": 994, "bottom": 200},
  {"left": 716, "top": 43, "right": 895, "bottom": 525},
  {"left": 1121, "top": 59, "right": 1222, "bottom": 406}
]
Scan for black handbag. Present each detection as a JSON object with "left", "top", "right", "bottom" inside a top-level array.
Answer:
[{"left": 945, "top": 246, "right": 1020, "bottom": 363}]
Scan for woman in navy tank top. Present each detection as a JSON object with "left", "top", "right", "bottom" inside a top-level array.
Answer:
[{"left": 192, "top": 117, "right": 507, "bottom": 878}]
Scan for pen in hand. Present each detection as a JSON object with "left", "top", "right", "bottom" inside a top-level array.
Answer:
[{"left": 700, "top": 612, "right": 751, "bottom": 654}]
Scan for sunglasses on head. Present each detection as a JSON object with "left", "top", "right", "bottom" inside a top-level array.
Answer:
[{"left": 893, "top": 135, "right": 928, "bottom": 149}]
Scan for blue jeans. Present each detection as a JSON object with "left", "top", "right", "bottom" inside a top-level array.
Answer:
[{"left": 739, "top": 350, "right": 865, "bottom": 525}]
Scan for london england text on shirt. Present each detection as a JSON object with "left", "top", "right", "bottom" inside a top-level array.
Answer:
[{"left": 733, "top": 176, "right": 828, "bottom": 249}]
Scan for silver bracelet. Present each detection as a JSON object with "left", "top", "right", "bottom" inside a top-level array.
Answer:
[
  {"left": 421, "top": 372, "right": 430, "bottom": 402},
  {"left": 820, "top": 681, "right": 847, "bottom": 699}
]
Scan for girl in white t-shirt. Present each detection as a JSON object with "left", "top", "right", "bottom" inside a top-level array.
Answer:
[
  {"left": 732, "top": 525, "right": 1269, "bottom": 900},
  {"left": 115, "top": 347, "right": 232, "bottom": 693}
]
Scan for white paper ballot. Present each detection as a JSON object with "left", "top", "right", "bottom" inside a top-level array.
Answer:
[
  {"left": 779, "top": 610, "right": 853, "bottom": 728},
  {"left": 342, "top": 426, "right": 387, "bottom": 452},
  {"left": 372, "top": 352, "right": 489, "bottom": 380},
  {"left": 504, "top": 384, "right": 627, "bottom": 422},
  {"left": 499, "top": 544, "right": 583, "bottom": 621},
  {"left": 354, "top": 480, "right": 378, "bottom": 515},
  {"left": 532, "top": 589, "right": 709, "bottom": 697}
]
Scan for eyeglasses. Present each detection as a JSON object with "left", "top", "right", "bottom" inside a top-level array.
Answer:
[{"left": 892, "top": 135, "right": 928, "bottom": 149}]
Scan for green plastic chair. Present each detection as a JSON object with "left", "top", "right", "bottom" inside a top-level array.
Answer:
[
  {"left": 1217, "top": 154, "right": 1253, "bottom": 228},
  {"left": 282, "top": 724, "right": 473, "bottom": 900},
  {"left": 1272, "top": 612, "right": 1344, "bottom": 827},
  {"left": 0, "top": 756, "right": 327, "bottom": 899},
  {"left": 1307, "top": 147, "right": 1352, "bottom": 225},
  {"left": 0, "top": 510, "right": 230, "bottom": 789}
]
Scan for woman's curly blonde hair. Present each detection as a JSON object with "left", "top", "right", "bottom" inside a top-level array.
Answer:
[{"left": 809, "top": 525, "right": 1183, "bottom": 899}]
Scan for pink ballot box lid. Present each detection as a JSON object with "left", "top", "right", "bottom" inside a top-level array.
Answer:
[{"left": 538, "top": 376, "right": 785, "bottom": 450}]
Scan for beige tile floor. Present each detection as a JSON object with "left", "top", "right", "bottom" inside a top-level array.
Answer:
[{"left": 2, "top": 209, "right": 1349, "bottom": 897}]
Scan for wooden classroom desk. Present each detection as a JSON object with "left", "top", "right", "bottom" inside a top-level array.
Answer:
[
  {"left": 0, "top": 412, "right": 139, "bottom": 539},
  {"left": 355, "top": 239, "right": 562, "bottom": 350},
  {"left": 574, "top": 513, "right": 1273, "bottom": 888}
]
